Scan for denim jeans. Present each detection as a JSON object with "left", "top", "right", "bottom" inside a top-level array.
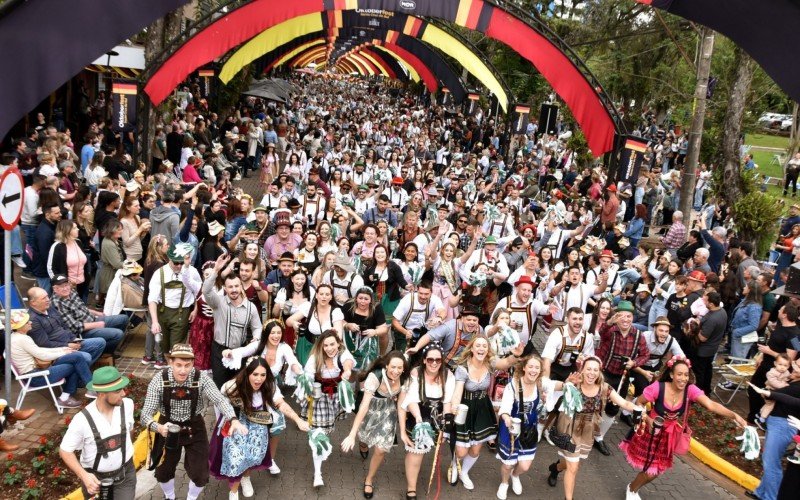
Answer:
[
  {"left": 730, "top": 333, "right": 753, "bottom": 359},
  {"left": 143, "top": 311, "right": 163, "bottom": 361},
  {"left": 85, "top": 313, "right": 128, "bottom": 354},
  {"left": 10, "top": 226, "right": 22, "bottom": 256},
  {"left": 649, "top": 298, "right": 668, "bottom": 328},
  {"left": 77, "top": 337, "right": 106, "bottom": 365},
  {"left": 755, "top": 416, "right": 797, "bottom": 500},
  {"left": 36, "top": 276, "right": 51, "bottom": 296},
  {"left": 618, "top": 268, "right": 641, "bottom": 289},
  {"left": 28, "top": 351, "right": 92, "bottom": 394},
  {"left": 21, "top": 224, "right": 36, "bottom": 266}
]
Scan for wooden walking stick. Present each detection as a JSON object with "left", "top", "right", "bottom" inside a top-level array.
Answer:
[{"left": 427, "top": 428, "right": 444, "bottom": 498}]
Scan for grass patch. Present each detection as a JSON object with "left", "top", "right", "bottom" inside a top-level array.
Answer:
[{"left": 746, "top": 132, "right": 789, "bottom": 150}]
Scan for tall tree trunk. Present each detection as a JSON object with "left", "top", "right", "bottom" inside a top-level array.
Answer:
[
  {"left": 789, "top": 102, "right": 799, "bottom": 157},
  {"left": 678, "top": 27, "right": 714, "bottom": 216},
  {"left": 718, "top": 47, "right": 756, "bottom": 208}
]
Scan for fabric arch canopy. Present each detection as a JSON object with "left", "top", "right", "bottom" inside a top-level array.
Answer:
[
  {"left": 637, "top": 0, "right": 800, "bottom": 103},
  {"left": 217, "top": 12, "right": 469, "bottom": 103},
  {"left": 222, "top": 9, "right": 509, "bottom": 110},
  {"left": 143, "top": 0, "right": 620, "bottom": 154}
]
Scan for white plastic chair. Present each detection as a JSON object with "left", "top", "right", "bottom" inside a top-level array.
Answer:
[{"left": 4, "top": 353, "right": 65, "bottom": 414}]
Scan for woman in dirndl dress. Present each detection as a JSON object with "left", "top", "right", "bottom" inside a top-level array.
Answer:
[
  {"left": 341, "top": 351, "right": 410, "bottom": 499},
  {"left": 495, "top": 355, "right": 553, "bottom": 499},
  {"left": 621, "top": 356, "right": 745, "bottom": 499},
  {"left": 342, "top": 288, "right": 389, "bottom": 372},
  {"left": 210, "top": 357, "right": 308, "bottom": 499},
  {"left": 300, "top": 330, "right": 355, "bottom": 487},
  {"left": 188, "top": 262, "right": 217, "bottom": 370},
  {"left": 230, "top": 320, "right": 305, "bottom": 476},
  {"left": 287, "top": 284, "right": 344, "bottom": 365},
  {"left": 399, "top": 343, "right": 455, "bottom": 500},
  {"left": 545, "top": 356, "right": 641, "bottom": 500}
]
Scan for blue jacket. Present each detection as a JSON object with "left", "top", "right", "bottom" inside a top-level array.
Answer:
[
  {"left": 700, "top": 229, "right": 725, "bottom": 274},
  {"left": 28, "top": 305, "right": 76, "bottom": 348},
  {"left": 624, "top": 217, "right": 645, "bottom": 247},
  {"left": 729, "top": 300, "right": 762, "bottom": 339}
]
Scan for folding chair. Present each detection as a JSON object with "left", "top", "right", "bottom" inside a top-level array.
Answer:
[
  {"left": 4, "top": 353, "right": 65, "bottom": 414},
  {"left": 713, "top": 356, "right": 756, "bottom": 405}
]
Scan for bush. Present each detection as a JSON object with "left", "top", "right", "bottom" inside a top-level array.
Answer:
[{"left": 730, "top": 170, "right": 784, "bottom": 258}]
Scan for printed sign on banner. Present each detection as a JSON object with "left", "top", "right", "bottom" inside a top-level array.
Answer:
[
  {"left": 617, "top": 136, "right": 649, "bottom": 185},
  {"left": 511, "top": 104, "right": 531, "bottom": 135},
  {"left": 111, "top": 81, "right": 137, "bottom": 133}
]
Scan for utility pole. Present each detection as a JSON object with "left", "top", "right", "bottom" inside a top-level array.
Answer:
[{"left": 679, "top": 26, "right": 715, "bottom": 217}]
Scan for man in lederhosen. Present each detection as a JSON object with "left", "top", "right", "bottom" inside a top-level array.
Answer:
[
  {"left": 630, "top": 316, "right": 684, "bottom": 396},
  {"left": 141, "top": 344, "right": 245, "bottom": 500},
  {"left": 541, "top": 306, "right": 596, "bottom": 381},
  {"left": 391, "top": 280, "right": 446, "bottom": 352},
  {"left": 148, "top": 243, "right": 202, "bottom": 355},
  {"left": 323, "top": 254, "right": 364, "bottom": 307},
  {"left": 60, "top": 367, "right": 136, "bottom": 499},
  {"left": 205, "top": 254, "right": 263, "bottom": 387},
  {"left": 592, "top": 300, "right": 649, "bottom": 455},
  {"left": 492, "top": 275, "right": 557, "bottom": 356}
]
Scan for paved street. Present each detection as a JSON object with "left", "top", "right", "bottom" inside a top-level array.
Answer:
[{"left": 133, "top": 403, "right": 741, "bottom": 500}]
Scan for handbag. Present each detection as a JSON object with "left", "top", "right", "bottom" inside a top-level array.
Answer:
[
  {"left": 673, "top": 387, "right": 692, "bottom": 455},
  {"left": 541, "top": 395, "right": 577, "bottom": 453}
]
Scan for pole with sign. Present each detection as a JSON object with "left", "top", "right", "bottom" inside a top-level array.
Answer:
[{"left": 0, "top": 168, "right": 23, "bottom": 403}]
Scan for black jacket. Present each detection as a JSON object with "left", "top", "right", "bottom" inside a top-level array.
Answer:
[{"left": 363, "top": 261, "right": 408, "bottom": 302}]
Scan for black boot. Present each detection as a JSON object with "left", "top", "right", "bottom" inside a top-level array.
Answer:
[{"left": 547, "top": 462, "right": 560, "bottom": 487}]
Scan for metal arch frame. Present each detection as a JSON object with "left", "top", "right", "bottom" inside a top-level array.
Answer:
[{"left": 139, "top": 0, "right": 627, "bottom": 151}]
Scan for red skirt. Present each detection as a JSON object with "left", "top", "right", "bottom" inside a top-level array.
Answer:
[
  {"left": 188, "top": 314, "right": 214, "bottom": 370},
  {"left": 619, "top": 418, "right": 682, "bottom": 475}
]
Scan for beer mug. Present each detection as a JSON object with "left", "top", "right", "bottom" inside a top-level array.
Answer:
[
  {"left": 165, "top": 423, "right": 181, "bottom": 450},
  {"left": 312, "top": 382, "right": 323, "bottom": 399},
  {"left": 651, "top": 416, "right": 665, "bottom": 436},
  {"left": 98, "top": 478, "right": 114, "bottom": 500},
  {"left": 510, "top": 417, "right": 522, "bottom": 436},
  {"left": 454, "top": 404, "right": 469, "bottom": 425}
]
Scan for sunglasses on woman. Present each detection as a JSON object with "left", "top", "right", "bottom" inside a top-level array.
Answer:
[{"left": 425, "top": 357, "right": 442, "bottom": 364}]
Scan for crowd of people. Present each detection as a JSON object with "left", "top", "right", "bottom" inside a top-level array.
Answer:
[{"left": 2, "top": 73, "right": 800, "bottom": 500}]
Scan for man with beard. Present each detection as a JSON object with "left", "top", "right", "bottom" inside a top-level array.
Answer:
[
  {"left": 322, "top": 254, "right": 365, "bottom": 307},
  {"left": 236, "top": 258, "right": 269, "bottom": 323},
  {"left": 493, "top": 275, "right": 558, "bottom": 355},
  {"left": 203, "top": 254, "right": 262, "bottom": 387},
  {"left": 592, "top": 300, "right": 649, "bottom": 455},
  {"left": 60, "top": 367, "right": 136, "bottom": 499},
  {"left": 541, "top": 307, "right": 596, "bottom": 381},
  {"left": 259, "top": 181, "right": 283, "bottom": 214},
  {"left": 300, "top": 181, "right": 327, "bottom": 228},
  {"left": 392, "top": 280, "right": 446, "bottom": 352},
  {"left": 549, "top": 266, "right": 608, "bottom": 320}
]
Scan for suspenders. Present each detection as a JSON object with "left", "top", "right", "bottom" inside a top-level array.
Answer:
[
  {"left": 80, "top": 406, "right": 127, "bottom": 474},
  {"left": 159, "top": 267, "right": 186, "bottom": 313},
  {"left": 329, "top": 270, "right": 353, "bottom": 299},
  {"left": 554, "top": 326, "right": 587, "bottom": 365},
  {"left": 505, "top": 296, "right": 533, "bottom": 335},
  {"left": 401, "top": 292, "right": 431, "bottom": 328},
  {"left": 490, "top": 214, "right": 508, "bottom": 237}
]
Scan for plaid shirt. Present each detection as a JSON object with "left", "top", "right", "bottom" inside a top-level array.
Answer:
[
  {"left": 52, "top": 290, "right": 95, "bottom": 336},
  {"left": 595, "top": 324, "right": 650, "bottom": 376},
  {"left": 140, "top": 368, "right": 236, "bottom": 431},
  {"left": 661, "top": 221, "right": 687, "bottom": 250}
]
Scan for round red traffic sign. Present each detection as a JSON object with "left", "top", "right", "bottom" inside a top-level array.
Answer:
[{"left": 0, "top": 168, "right": 24, "bottom": 230}]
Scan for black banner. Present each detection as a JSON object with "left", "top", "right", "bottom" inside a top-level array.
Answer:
[
  {"left": 111, "top": 81, "right": 137, "bottom": 133},
  {"left": 617, "top": 136, "right": 649, "bottom": 185}
]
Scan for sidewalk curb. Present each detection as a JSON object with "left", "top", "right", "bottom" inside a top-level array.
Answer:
[
  {"left": 61, "top": 426, "right": 153, "bottom": 500},
  {"left": 689, "top": 438, "right": 759, "bottom": 491}
]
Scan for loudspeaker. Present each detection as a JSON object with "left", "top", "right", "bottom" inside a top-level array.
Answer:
[
  {"left": 539, "top": 104, "right": 559, "bottom": 135},
  {"left": 785, "top": 264, "right": 800, "bottom": 295}
]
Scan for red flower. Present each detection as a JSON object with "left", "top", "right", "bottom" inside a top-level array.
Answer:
[
  {"left": 64, "top": 416, "right": 72, "bottom": 425},
  {"left": 6, "top": 453, "right": 13, "bottom": 461},
  {"left": 38, "top": 436, "right": 47, "bottom": 445},
  {"left": 36, "top": 454, "right": 44, "bottom": 462},
  {"left": 9, "top": 466, "right": 17, "bottom": 474},
  {"left": 25, "top": 478, "right": 36, "bottom": 489},
  {"left": 53, "top": 467, "right": 62, "bottom": 477}
]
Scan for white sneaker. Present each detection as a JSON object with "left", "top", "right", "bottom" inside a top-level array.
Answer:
[
  {"left": 268, "top": 460, "right": 281, "bottom": 475},
  {"left": 496, "top": 483, "right": 509, "bottom": 500},
  {"left": 313, "top": 473, "right": 324, "bottom": 488},
  {"left": 11, "top": 256, "right": 26, "bottom": 269},
  {"left": 510, "top": 474, "right": 522, "bottom": 495},
  {"left": 460, "top": 472, "right": 474, "bottom": 490},
  {"left": 229, "top": 491, "right": 239, "bottom": 500},
  {"left": 240, "top": 476, "right": 254, "bottom": 497},
  {"left": 234, "top": 173, "right": 242, "bottom": 181},
  {"left": 448, "top": 462, "right": 459, "bottom": 485},
  {"left": 544, "top": 427, "right": 555, "bottom": 447},
  {"left": 626, "top": 483, "right": 641, "bottom": 500}
]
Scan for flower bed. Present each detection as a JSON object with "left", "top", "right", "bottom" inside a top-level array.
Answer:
[
  {"left": 2, "top": 372, "right": 148, "bottom": 499},
  {"left": 689, "top": 405, "right": 763, "bottom": 478}
]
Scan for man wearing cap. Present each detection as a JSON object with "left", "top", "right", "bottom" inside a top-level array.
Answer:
[
  {"left": 413, "top": 217, "right": 446, "bottom": 261},
  {"left": 541, "top": 307, "right": 596, "bottom": 380},
  {"left": 353, "top": 184, "right": 375, "bottom": 216},
  {"left": 585, "top": 249, "right": 623, "bottom": 301},
  {"left": 323, "top": 255, "right": 365, "bottom": 307},
  {"left": 593, "top": 300, "right": 649, "bottom": 455},
  {"left": 665, "top": 270, "right": 705, "bottom": 343},
  {"left": 26, "top": 286, "right": 106, "bottom": 365},
  {"left": 494, "top": 275, "right": 558, "bottom": 355},
  {"left": 52, "top": 275, "right": 128, "bottom": 355},
  {"left": 264, "top": 213, "right": 302, "bottom": 264},
  {"left": 265, "top": 252, "right": 295, "bottom": 293},
  {"left": 141, "top": 344, "right": 244, "bottom": 500},
  {"left": 462, "top": 235, "right": 510, "bottom": 286},
  {"left": 204, "top": 254, "right": 263, "bottom": 387},
  {"left": 148, "top": 244, "right": 202, "bottom": 355},
  {"left": 383, "top": 177, "right": 409, "bottom": 210},
  {"left": 60, "top": 367, "right": 136, "bottom": 499},
  {"left": 630, "top": 316, "right": 684, "bottom": 397},
  {"left": 392, "top": 280, "right": 446, "bottom": 351},
  {"left": 229, "top": 205, "right": 270, "bottom": 253}
]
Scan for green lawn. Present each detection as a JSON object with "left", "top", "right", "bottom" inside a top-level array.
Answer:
[{"left": 747, "top": 132, "right": 790, "bottom": 150}]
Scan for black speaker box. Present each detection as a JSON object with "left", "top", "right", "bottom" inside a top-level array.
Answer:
[
  {"left": 539, "top": 104, "right": 559, "bottom": 135},
  {"left": 785, "top": 264, "right": 800, "bottom": 295}
]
